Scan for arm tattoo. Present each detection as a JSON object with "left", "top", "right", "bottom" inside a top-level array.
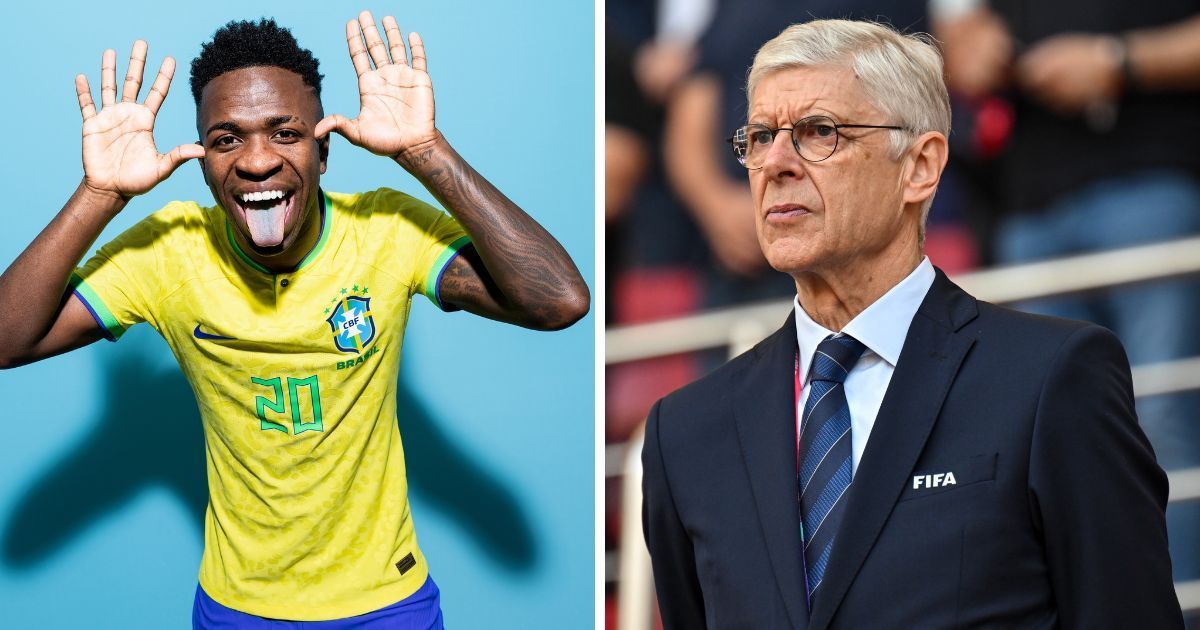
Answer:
[{"left": 400, "top": 138, "right": 589, "bottom": 330}]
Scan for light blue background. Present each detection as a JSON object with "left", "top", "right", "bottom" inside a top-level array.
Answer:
[{"left": 0, "top": 2, "right": 594, "bottom": 628}]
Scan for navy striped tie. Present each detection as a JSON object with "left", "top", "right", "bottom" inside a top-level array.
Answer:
[{"left": 798, "top": 333, "right": 867, "bottom": 607}]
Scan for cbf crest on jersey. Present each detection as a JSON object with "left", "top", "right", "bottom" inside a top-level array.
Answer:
[{"left": 326, "top": 294, "right": 377, "bottom": 353}]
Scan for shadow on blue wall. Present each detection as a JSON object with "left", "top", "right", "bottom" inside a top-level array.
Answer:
[
  {"left": 397, "top": 383, "right": 539, "bottom": 571},
  {"left": 1, "top": 335, "right": 537, "bottom": 573}
]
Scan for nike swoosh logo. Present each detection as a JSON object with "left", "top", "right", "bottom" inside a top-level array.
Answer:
[{"left": 193, "top": 324, "right": 237, "bottom": 341}]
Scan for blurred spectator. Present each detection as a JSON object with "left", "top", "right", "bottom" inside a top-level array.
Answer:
[
  {"left": 606, "top": 33, "right": 654, "bottom": 227},
  {"left": 937, "top": 0, "right": 1200, "bottom": 586},
  {"left": 633, "top": 0, "right": 715, "bottom": 104},
  {"left": 605, "top": 22, "right": 708, "bottom": 445}
]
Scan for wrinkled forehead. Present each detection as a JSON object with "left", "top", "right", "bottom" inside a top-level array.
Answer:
[
  {"left": 196, "top": 66, "right": 322, "bottom": 129},
  {"left": 747, "top": 64, "right": 877, "bottom": 125}
]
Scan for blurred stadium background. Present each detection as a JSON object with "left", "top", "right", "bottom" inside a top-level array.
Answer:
[{"left": 605, "top": 0, "right": 1200, "bottom": 627}]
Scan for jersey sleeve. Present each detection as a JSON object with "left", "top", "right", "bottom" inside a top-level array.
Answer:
[
  {"left": 375, "top": 188, "right": 471, "bottom": 311},
  {"left": 69, "top": 211, "right": 171, "bottom": 340}
]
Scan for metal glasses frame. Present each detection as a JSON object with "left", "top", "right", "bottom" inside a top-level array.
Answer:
[{"left": 728, "top": 115, "right": 906, "bottom": 168}]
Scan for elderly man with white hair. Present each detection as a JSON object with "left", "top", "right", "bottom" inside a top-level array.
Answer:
[{"left": 642, "top": 19, "right": 1182, "bottom": 629}]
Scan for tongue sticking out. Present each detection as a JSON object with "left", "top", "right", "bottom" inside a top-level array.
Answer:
[{"left": 244, "top": 199, "right": 288, "bottom": 247}]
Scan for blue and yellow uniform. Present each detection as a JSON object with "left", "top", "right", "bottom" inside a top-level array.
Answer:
[{"left": 70, "top": 188, "right": 469, "bottom": 620}]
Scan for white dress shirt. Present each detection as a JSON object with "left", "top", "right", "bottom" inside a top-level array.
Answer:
[{"left": 794, "top": 257, "right": 936, "bottom": 475}]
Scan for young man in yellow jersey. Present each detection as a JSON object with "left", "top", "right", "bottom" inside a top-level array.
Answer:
[{"left": 0, "top": 11, "right": 588, "bottom": 629}]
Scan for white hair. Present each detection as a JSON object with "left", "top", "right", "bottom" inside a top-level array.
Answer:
[
  {"left": 748, "top": 19, "right": 950, "bottom": 155},
  {"left": 747, "top": 20, "right": 951, "bottom": 231}
]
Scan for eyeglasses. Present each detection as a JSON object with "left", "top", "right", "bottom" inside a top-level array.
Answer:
[{"left": 727, "top": 115, "right": 906, "bottom": 169}]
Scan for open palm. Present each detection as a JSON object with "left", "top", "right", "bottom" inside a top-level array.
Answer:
[
  {"left": 316, "top": 12, "right": 438, "bottom": 158},
  {"left": 77, "top": 42, "right": 203, "bottom": 199}
]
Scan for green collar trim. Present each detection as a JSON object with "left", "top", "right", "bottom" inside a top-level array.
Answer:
[
  {"left": 295, "top": 191, "right": 332, "bottom": 271},
  {"left": 225, "top": 190, "right": 331, "bottom": 275}
]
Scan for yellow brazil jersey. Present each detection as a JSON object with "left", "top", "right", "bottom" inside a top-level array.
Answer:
[{"left": 68, "top": 188, "right": 469, "bottom": 621}]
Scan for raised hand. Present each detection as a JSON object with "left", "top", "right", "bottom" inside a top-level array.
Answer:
[
  {"left": 315, "top": 12, "right": 437, "bottom": 159},
  {"left": 76, "top": 41, "right": 204, "bottom": 200}
]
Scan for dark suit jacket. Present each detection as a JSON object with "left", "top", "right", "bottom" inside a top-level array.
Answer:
[{"left": 642, "top": 270, "right": 1182, "bottom": 629}]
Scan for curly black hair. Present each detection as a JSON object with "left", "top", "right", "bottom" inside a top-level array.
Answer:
[{"left": 190, "top": 18, "right": 323, "bottom": 105}]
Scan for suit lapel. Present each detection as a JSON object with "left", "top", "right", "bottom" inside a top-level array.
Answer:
[
  {"left": 731, "top": 312, "right": 810, "bottom": 630},
  {"left": 808, "top": 270, "right": 979, "bottom": 630}
]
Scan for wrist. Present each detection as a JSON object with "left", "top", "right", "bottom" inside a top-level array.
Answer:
[
  {"left": 392, "top": 130, "right": 447, "bottom": 172},
  {"left": 1103, "top": 34, "right": 1136, "bottom": 94},
  {"left": 76, "top": 180, "right": 129, "bottom": 217}
]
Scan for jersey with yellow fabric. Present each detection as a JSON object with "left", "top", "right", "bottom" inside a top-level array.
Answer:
[{"left": 68, "top": 187, "right": 470, "bottom": 621}]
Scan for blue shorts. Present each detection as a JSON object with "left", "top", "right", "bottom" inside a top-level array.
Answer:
[{"left": 192, "top": 575, "right": 444, "bottom": 629}]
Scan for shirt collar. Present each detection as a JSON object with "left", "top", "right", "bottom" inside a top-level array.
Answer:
[{"left": 793, "top": 256, "right": 936, "bottom": 374}]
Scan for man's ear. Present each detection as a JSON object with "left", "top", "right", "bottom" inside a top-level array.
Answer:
[
  {"left": 902, "top": 131, "right": 949, "bottom": 207},
  {"left": 318, "top": 134, "right": 330, "bottom": 175}
]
